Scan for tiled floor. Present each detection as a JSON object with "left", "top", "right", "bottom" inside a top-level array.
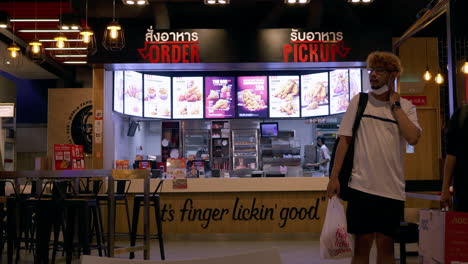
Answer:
[{"left": 2, "top": 234, "right": 419, "bottom": 263}]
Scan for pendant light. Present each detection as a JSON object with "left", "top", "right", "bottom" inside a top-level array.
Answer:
[
  {"left": 435, "top": 72, "right": 444, "bottom": 84},
  {"left": 53, "top": 0, "right": 70, "bottom": 56},
  {"left": 462, "top": 62, "right": 468, "bottom": 74},
  {"left": 27, "top": 0, "right": 46, "bottom": 63},
  {"left": 461, "top": 40, "right": 468, "bottom": 74},
  {"left": 422, "top": 39, "right": 432, "bottom": 81},
  {"left": 102, "top": 0, "right": 125, "bottom": 51},
  {"left": 80, "top": 0, "right": 97, "bottom": 55},
  {"left": 4, "top": 0, "right": 23, "bottom": 68}
]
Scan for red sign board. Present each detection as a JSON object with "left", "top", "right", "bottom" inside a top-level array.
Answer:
[
  {"left": 53, "top": 144, "right": 85, "bottom": 170},
  {"left": 445, "top": 212, "right": 468, "bottom": 263},
  {"left": 402, "top": 96, "right": 427, "bottom": 106}
]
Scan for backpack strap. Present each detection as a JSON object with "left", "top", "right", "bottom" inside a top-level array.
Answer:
[{"left": 351, "top": 93, "right": 369, "bottom": 137}]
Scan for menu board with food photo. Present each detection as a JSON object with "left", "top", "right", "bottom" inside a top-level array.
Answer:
[
  {"left": 113, "top": 71, "right": 124, "bottom": 113},
  {"left": 268, "top": 76, "right": 300, "bottom": 118},
  {"left": 124, "top": 71, "right": 143, "bottom": 117},
  {"left": 330, "top": 69, "right": 350, "bottom": 115},
  {"left": 301, "top": 72, "right": 329, "bottom": 117},
  {"left": 172, "top": 77, "right": 203, "bottom": 119},
  {"left": 54, "top": 144, "right": 85, "bottom": 170},
  {"left": 205, "top": 77, "right": 235, "bottom": 118},
  {"left": 144, "top": 74, "right": 171, "bottom": 119},
  {"left": 237, "top": 76, "right": 268, "bottom": 118},
  {"left": 349, "top": 68, "right": 362, "bottom": 99}
]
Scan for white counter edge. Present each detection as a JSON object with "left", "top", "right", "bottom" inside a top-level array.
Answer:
[{"left": 127, "top": 177, "right": 329, "bottom": 193}]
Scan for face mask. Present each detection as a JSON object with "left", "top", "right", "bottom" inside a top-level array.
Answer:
[{"left": 370, "top": 84, "right": 389, "bottom": 95}]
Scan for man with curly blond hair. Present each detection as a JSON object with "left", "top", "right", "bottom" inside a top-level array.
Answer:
[{"left": 327, "top": 51, "right": 422, "bottom": 264}]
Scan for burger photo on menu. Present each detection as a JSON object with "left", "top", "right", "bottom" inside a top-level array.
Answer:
[
  {"left": 330, "top": 69, "right": 349, "bottom": 115},
  {"left": 301, "top": 72, "right": 329, "bottom": 117},
  {"left": 144, "top": 75, "right": 171, "bottom": 119},
  {"left": 205, "top": 77, "right": 235, "bottom": 118},
  {"left": 237, "top": 76, "right": 268, "bottom": 118},
  {"left": 172, "top": 77, "right": 204, "bottom": 119},
  {"left": 269, "top": 76, "right": 300, "bottom": 118},
  {"left": 124, "top": 71, "right": 143, "bottom": 117}
]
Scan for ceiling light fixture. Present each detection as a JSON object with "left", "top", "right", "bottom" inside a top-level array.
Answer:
[
  {"left": 423, "top": 40, "right": 432, "bottom": 81},
  {"left": 285, "top": 0, "right": 310, "bottom": 4},
  {"left": 435, "top": 72, "right": 444, "bottom": 84},
  {"left": 45, "top": 47, "right": 87, "bottom": 50},
  {"left": 123, "top": 0, "right": 148, "bottom": 5},
  {"left": 27, "top": 0, "right": 46, "bottom": 63},
  {"left": 39, "top": 39, "right": 82, "bottom": 42},
  {"left": 204, "top": 0, "right": 230, "bottom": 4},
  {"left": 4, "top": 0, "right": 23, "bottom": 68},
  {"left": 461, "top": 62, "right": 468, "bottom": 74},
  {"left": 0, "top": 11, "right": 10, "bottom": 28},
  {"left": 63, "top": 61, "right": 87, "bottom": 64},
  {"left": 53, "top": 0, "right": 70, "bottom": 56},
  {"left": 18, "top": 29, "right": 81, "bottom": 33},
  {"left": 10, "top": 18, "right": 59, "bottom": 22},
  {"left": 103, "top": 0, "right": 125, "bottom": 51},
  {"left": 80, "top": 0, "right": 96, "bottom": 55},
  {"left": 348, "top": 0, "right": 373, "bottom": 3}
]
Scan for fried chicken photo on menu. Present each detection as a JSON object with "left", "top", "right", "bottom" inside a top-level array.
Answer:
[
  {"left": 208, "top": 90, "right": 219, "bottom": 99},
  {"left": 213, "top": 99, "right": 230, "bottom": 110},
  {"left": 280, "top": 101, "right": 297, "bottom": 115},
  {"left": 273, "top": 79, "right": 299, "bottom": 100},
  {"left": 179, "top": 105, "right": 188, "bottom": 115},
  {"left": 242, "top": 90, "right": 267, "bottom": 111},
  {"left": 304, "top": 81, "right": 327, "bottom": 109},
  {"left": 179, "top": 80, "right": 202, "bottom": 102}
]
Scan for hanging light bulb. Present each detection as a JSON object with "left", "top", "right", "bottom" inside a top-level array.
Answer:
[
  {"left": 103, "top": 0, "right": 125, "bottom": 51},
  {"left": 54, "top": 34, "right": 68, "bottom": 49},
  {"left": 435, "top": 73, "right": 444, "bottom": 84},
  {"left": 423, "top": 67, "right": 432, "bottom": 81},
  {"left": 28, "top": 39, "right": 42, "bottom": 54},
  {"left": 107, "top": 21, "right": 121, "bottom": 39},
  {"left": 461, "top": 62, "right": 468, "bottom": 74},
  {"left": 80, "top": 27, "right": 94, "bottom": 43},
  {"left": 7, "top": 42, "right": 20, "bottom": 58}
]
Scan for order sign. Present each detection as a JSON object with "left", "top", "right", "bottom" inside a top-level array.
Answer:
[{"left": 0, "top": 104, "right": 15, "bottom": 117}]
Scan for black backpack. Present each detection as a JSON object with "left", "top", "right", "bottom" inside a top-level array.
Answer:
[{"left": 329, "top": 93, "right": 368, "bottom": 201}]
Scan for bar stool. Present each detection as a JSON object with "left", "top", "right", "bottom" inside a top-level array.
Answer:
[
  {"left": 34, "top": 179, "right": 106, "bottom": 264},
  {"left": 395, "top": 221, "right": 419, "bottom": 264},
  {"left": 129, "top": 180, "right": 165, "bottom": 260}
]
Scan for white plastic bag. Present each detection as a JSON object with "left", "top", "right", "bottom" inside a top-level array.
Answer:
[{"left": 320, "top": 196, "right": 354, "bottom": 259}]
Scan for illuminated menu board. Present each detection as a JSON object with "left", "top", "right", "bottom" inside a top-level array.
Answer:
[
  {"left": 268, "top": 76, "right": 300, "bottom": 118},
  {"left": 330, "top": 69, "right": 349, "bottom": 115},
  {"left": 237, "top": 76, "right": 268, "bottom": 118},
  {"left": 124, "top": 71, "right": 143, "bottom": 117},
  {"left": 349, "top": 69, "right": 362, "bottom": 99},
  {"left": 144, "top": 75, "right": 171, "bottom": 119},
  {"left": 205, "top": 77, "right": 235, "bottom": 118},
  {"left": 301, "top": 72, "right": 329, "bottom": 117},
  {"left": 113, "top": 71, "right": 124, "bottom": 113},
  {"left": 172, "top": 77, "right": 204, "bottom": 119}
]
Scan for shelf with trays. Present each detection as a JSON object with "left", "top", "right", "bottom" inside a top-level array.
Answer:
[
  {"left": 232, "top": 129, "right": 259, "bottom": 174},
  {"left": 210, "top": 120, "right": 231, "bottom": 171},
  {"left": 183, "top": 129, "right": 210, "bottom": 160},
  {"left": 260, "top": 130, "right": 302, "bottom": 170}
]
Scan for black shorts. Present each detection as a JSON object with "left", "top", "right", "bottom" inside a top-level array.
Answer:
[{"left": 346, "top": 188, "right": 404, "bottom": 238}]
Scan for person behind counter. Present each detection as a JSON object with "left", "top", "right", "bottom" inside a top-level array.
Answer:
[
  {"left": 327, "top": 51, "right": 422, "bottom": 264},
  {"left": 441, "top": 104, "right": 468, "bottom": 212},
  {"left": 306, "top": 136, "right": 330, "bottom": 176}
]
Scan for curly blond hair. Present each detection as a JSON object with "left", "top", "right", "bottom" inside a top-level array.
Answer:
[{"left": 367, "top": 51, "right": 403, "bottom": 74}]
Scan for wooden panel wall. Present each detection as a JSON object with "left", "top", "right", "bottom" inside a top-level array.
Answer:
[
  {"left": 396, "top": 37, "right": 442, "bottom": 181},
  {"left": 92, "top": 66, "right": 104, "bottom": 169}
]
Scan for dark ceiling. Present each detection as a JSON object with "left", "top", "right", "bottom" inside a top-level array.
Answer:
[{"left": 0, "top": 0, "right": 467, "bottom": 80}]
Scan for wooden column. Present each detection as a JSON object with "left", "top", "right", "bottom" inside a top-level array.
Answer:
[{"left": 92, "top": 65, "right": 105, "bottom": 169}]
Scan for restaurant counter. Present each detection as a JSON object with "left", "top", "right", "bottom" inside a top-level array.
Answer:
[{"left": 118, "top": 177, "right": 329, "bottom": 234}]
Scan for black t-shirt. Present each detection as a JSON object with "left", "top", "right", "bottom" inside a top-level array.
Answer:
[{"left": 446, "top": 105, "right": 468, "bottom": 197}]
